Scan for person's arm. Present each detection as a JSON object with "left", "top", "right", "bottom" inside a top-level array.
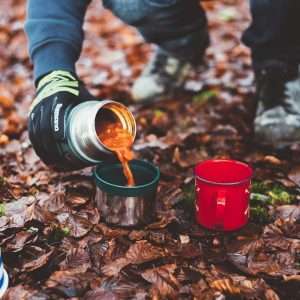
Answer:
[
  {"left": 24, "top": 1, "right": 97, "bottom": 170},
  {"left": 25, "top": 0, "right": 91, "bottom": 82}
]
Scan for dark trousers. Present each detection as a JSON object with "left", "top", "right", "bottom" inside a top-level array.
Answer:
[{"left": 103, "top": 0, "right": 300, "bottom": 68}]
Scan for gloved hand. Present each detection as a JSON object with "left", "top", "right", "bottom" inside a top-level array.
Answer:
[{"left": 28, "top": 70, "right": 95, "bottom": 170}]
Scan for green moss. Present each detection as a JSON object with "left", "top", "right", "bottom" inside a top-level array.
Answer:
[
  {"left": 0, "top": 203, "right": 5, "bottom": 217},
  {"left": 61, "top": 227, "right": 70, "bottom": 236},
  {"left": 192, "top": 90, "right": 218, "bottom": 106},
  {"left": 154, "top": 109, "right": 165, "bottom": 118},
  {"left": 251, "top": 180, "right": 294, "bottom": 205},
  {"left": 251, "top": 180, "right": 269, "bottom": 194},
  {"left": 182, "top": 182, "right": 195, "bottom": 212},
  {"left": 218, "top": 7, "right": 238, "bottom": 22},
  {"left": 27, "top": 226, "right": 39, "bottom": 233},
  {"left": 49, "top": 226, "right": 70, "bottom": 243},
  {"left": 250, "top": 206, "right": 269, "bottom": 224},
  {"left": 268, "top": 186, "right": 293, "bottom": 205},
  {"left": 250, "top": 180, "right": 295, "bottom": 224}
]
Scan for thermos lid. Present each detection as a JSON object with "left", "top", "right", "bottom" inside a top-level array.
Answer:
[{"left": 93, "top": 159, "right": 160, "bottom": 197}]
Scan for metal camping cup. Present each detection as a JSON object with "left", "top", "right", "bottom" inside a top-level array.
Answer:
[
  {"left": 194, "top": 159, "right": 253, "bottom": 231},
  {"left": 60, "top": 100, "right": 136, "bottom": 169},
  {"left": 94, "top": 160, "right": 160, "bottom": 227},
  {"left": 0, "top": 249, "right": 8, "bottom": 298}
]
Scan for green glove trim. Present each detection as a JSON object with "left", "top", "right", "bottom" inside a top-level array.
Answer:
[{"left": 30, "top": 70, "right": 79, "bottom": 112}]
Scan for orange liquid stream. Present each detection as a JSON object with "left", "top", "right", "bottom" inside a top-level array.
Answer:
[{"left": 98, "top": 122, "right": 135, "bottom": 186}]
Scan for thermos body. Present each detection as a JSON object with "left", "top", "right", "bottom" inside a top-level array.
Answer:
[
  {"left": 58, "top": 100, "right": 136, "bottom": 169},
  {"left": 94, "top": 160, "right": 160, "bottom": 227}
]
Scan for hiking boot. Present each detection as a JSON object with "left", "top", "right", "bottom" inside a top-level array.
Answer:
[
  {"left": 131, "top": 48, "right": 194, "bottom": 103},
  {"left": 254, "top": 60, "right": 300, "bottom": 148}
]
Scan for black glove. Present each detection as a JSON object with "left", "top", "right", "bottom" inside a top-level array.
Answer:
[{"left": 28, "top": 70, "right": 95, "bottom": 170}]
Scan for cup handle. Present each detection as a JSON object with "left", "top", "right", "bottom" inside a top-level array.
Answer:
[{"left": 215, "top": 190, "right": 227, "bottom": 228}]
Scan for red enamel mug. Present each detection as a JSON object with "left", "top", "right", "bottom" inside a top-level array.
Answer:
[{"left": 194, "top": 159, "right": 253, "bottom": 231}]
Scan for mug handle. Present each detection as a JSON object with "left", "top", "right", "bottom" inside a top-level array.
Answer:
[{"left": 215, "top": 190, "right": 227, "bottom": 228}]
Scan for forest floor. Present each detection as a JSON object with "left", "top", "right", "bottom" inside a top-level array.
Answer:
[{"left": 0, "top": 0, "right": 299, "bottom": 299}]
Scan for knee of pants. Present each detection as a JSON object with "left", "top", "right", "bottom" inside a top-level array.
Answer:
[{"left": 103, "top": 0, "right": 179, "bottom": 26}]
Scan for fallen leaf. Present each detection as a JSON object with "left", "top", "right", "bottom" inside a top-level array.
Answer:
[
  {"left": 210, "top": 278, "right": 240, "bottom": 294},
  {"left": 288, "top": 165, "right": 300, "bottom": 186},
  {"left": 46, "top": 270, "right": 91, "bottom": 297},
  {"left": 102, "top": 240, "right": 165, "bottom": 276},
  {"left": 141, "top": 264, "right": 179, "bottom": 297},
  {"left": 125, "top": 240, "right": 165, "bottom": 264},
  {"left": 0, "top": 197, "right": 35, "bottom": 231},
  {"left": 66, "top": 213, "right": 94, "bottom": 238},
  {"left": 4, "top": 230, "right": 37, "bottom": 252},
  {"left": 22, "top": 246, "right": 54, "bottom": 272}
]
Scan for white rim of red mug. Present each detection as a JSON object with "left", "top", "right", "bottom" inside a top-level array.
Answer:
[{"left": 194, "top": 159, "right": 253, "bottom": 186}]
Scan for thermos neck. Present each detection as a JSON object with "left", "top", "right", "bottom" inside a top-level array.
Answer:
[{"left": 67, "top": 100, "right": 136, "bottom": 164}]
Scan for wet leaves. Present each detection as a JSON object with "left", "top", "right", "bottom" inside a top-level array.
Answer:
[
  {"left": 3, "top": 285, "right": 35, "bottom": 300},
  {"left": 1, "top": 0, "right": 300, "bottom": 299},
  {"left": 141, "top": 264, "right": 179, "bottom": 297},
  {"left": 0, "top": 197, "right": 35, "bottom": 231},
  {"left": 227, "top": 219, "right": 300, "bottom": 278},
  {"left": 125, "top": 240, "right": 165, "bottom": 264},
  {"left": 210, "top": 278, "right": 240, "bottom": 294},
  {"left": 65, "top": 213, "right": 94, "bottom": 238},
  {"left": 22, "top": 245, "right": 54, "bottom": 272},
  {"left": 4, "top": 230, "right": 37, "bottom": 252},
  {"left": 288, "top": 165, "right": 300, "bottom": 186},
  {"left": 102, "top": 240, "right": 165, "bottom": 276}
]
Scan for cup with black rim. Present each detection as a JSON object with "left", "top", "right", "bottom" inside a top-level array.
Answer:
[{"left": 93, "top": 159, "right": 160, "bottom": 227}]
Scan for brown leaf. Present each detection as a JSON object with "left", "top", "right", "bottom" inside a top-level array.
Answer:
[
  {"left": 4, "top": 230, "right": 37, "bottom": 252},
  {"left": 146, "top": 210, "right": 178, "bottom": 229},
  {"left": 66, "top": 194, "right": 89, "bottom": 207},
  {"left": 210, "top": 278, "right": 240, "bottom": 294},
  {"left": 263, "top": 155, "right": 282, "bottom": 165},
  {"left": 3, "top": 285, "right": 35, "bottom": 300},
  {"left": 264, "top": 288, "right": 280, "bottom": 300},
  {"left": 65, "top": 177, "right": 94, "bottom": 207},
  {"left": 0, "top": 197, "right": 35, "bottom": 231},
  {"left": 46, "top": 270, "right": 91, "bottom": 297},
  {"left": 275, "top": 205, "right": 300, "bottom": 221},
  {"left": 172, "top": 147, "right": 208, "bottom": 168},
  {"left": 96, "top": 223, "right": 129, "bottom": 238},
  {"left": 66, "top": 213, "right": 93, "bottom": 238},
  {"left": 125, "top": 240, "right": 165, "bottom": 264},
  {"left": 42, "top": 191, "right": 66, "bottom": 213},
  {"left": 190, "top": 279, "right": 215, "bottom": 300},
  {"left": 141, "top": 264, "right": 179, "bottom": 297},
  {"left": 32, "top": 204, "right": 56, "bottom": 224},
  {"left": 0, "top": 85, "right": 14, "bottom": 109},
  {"left": 22, "top": 246, "right": 54, "bottom": 272},
  {"left": 84, "top": 278, "right": 137, "bottom": 299},
  {"left": 101, "top": 257, "right": 129, "bottom": 277},
  {"left": 61, "top": 246, "right": 91, "bottom": 273},
  {"left": 288, "top": 165, "right": 300, "bottom": 186},
  {"left": 228, "top": 220, "right": 300, "bottom": 277},
  {"left": 283, "top": 274, "right": 300, "bottom": 281},
  {"left": 84, "top": 290, "right": 119, "bottom": 300},
  {"left": 76, "top": 207, "right": 100, "bottom": 225},
  {"left": 128, "top": 230, "right": 147, "bottom": 241},
  {"left": 102, "top": 240, "right": 165, "bottom": 276}
]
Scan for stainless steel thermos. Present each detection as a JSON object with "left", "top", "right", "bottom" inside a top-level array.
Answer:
[{"left": 63, "top": 100, "right": 136, "bottom": 168}]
